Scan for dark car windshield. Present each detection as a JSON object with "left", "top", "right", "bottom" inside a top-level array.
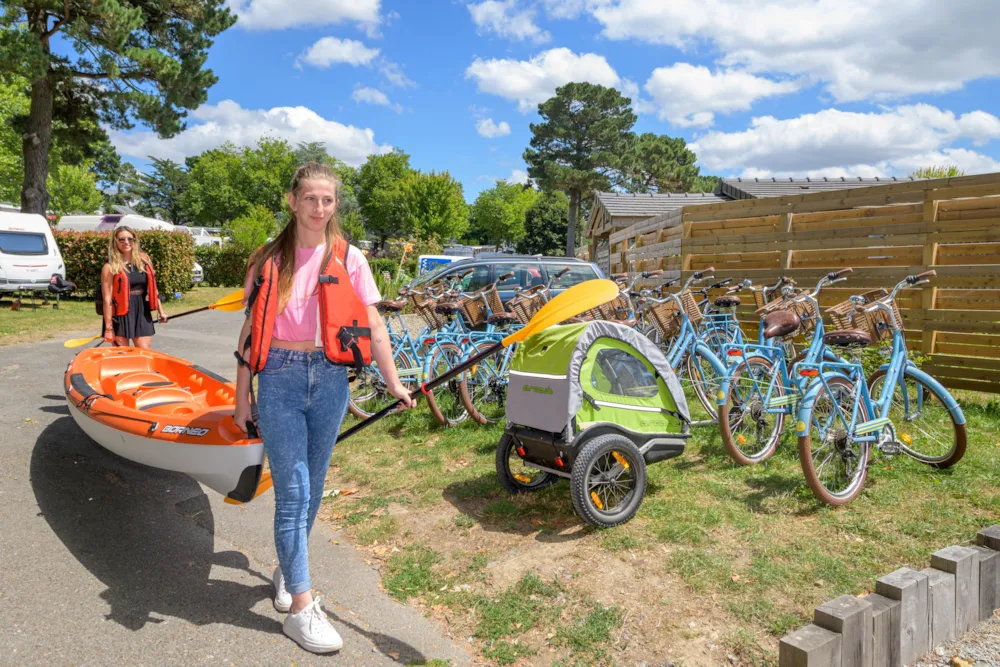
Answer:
[{"left": 0, "top": 231, "right": 47, "bottom": 255}]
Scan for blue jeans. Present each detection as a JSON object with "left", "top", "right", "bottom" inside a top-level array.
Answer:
[{"left": 256, "top": 347, "right": 350, "bottom": 595}]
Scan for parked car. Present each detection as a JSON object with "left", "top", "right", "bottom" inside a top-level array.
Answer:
[
  {"left": 0, "top": 211, "right": 65, "bottom": 293},
  {"left": 407, "top": 255, "right": 606, "bottom": 306},
  {"left": 176, "top": 225, "right": 223, "bottom": 247}
]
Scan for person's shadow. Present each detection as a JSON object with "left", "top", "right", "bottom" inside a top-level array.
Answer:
[{"left": 30, "top": 416, "right": 280, "bottom": 634}]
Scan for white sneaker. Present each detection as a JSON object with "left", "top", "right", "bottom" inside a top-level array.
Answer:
[
  {"left": 282, "top": 598, "right": 343, "bottom": 654},
  {"left": 272, "top": 566, "right": 292, "bottom": 613}
]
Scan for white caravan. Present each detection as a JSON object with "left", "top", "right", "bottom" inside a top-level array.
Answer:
[{"left": 0, "top": 211, "right": 65, "bottom": 293}]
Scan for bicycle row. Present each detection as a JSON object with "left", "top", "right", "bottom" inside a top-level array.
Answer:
[{"left": 352, "top": 262, "right": 967, "bottom": 507}]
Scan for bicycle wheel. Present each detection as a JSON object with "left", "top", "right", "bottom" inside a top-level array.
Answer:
[
  {"left": 797, "top": 375, "right": 871, "bottom": 506},
  {"left": 867, "top": 368, "right": 966, "bottom": 468},
  {"left": 495, "top": 433, "right": 557, "bottom": 493},
  {"left": 348, "top": 351, "right": 417, "bottom": 419},
  {"left": 685, "top": 347, "right": 721, "bottom": 420},
  {"left": 459, "top": 341, "right": 509, "bottom": 425},
  {"left": 719, "top": 356, "right": 785, "bottom": 465},
  {"left": 425, "top": 342, "right": 469, "bottom": 427}
]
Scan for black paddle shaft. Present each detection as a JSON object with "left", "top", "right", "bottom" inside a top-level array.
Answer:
[{"left": 338, "top": 339, "right": 504, "bottom": 443}]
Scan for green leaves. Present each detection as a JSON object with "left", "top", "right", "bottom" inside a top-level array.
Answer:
[
  {"left": 619, "top": 132, "right": 700, "bottom": 193},
  {"left": 402, "top": 170, "right": 469, "bottom": 242},
  {"left": 1, "top": 0, "right": 235, "bottom": 212},
  {"left": 468, "top": 181, "right": 539, "bottom": 247},
  {"left": 517, "top": 191, "right": 568, "bottom": 257},
  {"left": 356, "top": 150, "right": 414, "bottom": 245},
  {"left": 48, "top": 163, "right": 103, "bottom": 217}
]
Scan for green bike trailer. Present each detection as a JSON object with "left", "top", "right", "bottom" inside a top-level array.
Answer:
[{"left": 497, "top": 320, "right": 691, "bottom": 527}]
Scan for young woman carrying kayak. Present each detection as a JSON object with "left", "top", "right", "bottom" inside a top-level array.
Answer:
[{"left": 233, "top": 161, "right": 414, "bottom": 654}]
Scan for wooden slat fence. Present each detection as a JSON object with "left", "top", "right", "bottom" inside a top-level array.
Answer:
[{"left": 601, "top": 172, "right": 1000, "bottom": 394}]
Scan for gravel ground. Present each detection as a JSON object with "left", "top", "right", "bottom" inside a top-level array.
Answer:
[{"left": 916, "top": 611, "right": 1000, "bottom": 667}]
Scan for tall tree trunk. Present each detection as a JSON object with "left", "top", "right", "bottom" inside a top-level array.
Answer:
[
  {"left": 566, "top": 189, "right": 578, "bottom": 258},
  {"left": 21, "top": 76, "right": 54, "bottom": 215}
]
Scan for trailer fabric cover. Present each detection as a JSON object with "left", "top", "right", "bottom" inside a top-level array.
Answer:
[{"left": 566, "top": 320, "right": 689, "bottom": 424}]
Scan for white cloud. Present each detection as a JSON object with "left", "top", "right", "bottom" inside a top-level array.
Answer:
[
  {"left": 468, "top": 1, "right": 550, "bottom": 43},
  {"left": 541, "top": 0, "right": 585, "bottom": 20},
  {"left": 644, "top": 63, "right": 800, "bottom": 128},
  {"left": 352, "top": 86, "right": 403, "bottom": 113},
  {"left": 227, "top": 0, "right": 381, "bottom": 32},
  {"left": 507, "top": 169, "right": 530, "bottom": 185},
  {"left": 476, "top": 118, "right": 512, "bottom": 138},
  {"left": 690, "top": 104, "right": 1000, "bottom": 176},
  {"left": 589, "top": 0, "right": 1000, "bottom": 102},
  {"left": 297, "top": 37, "right": 379, "bottom": 69},
  {"left": 465, "top": 47, "right": 621, "bottom": 113},
  {"left": 109, "top": 100, "right": 391, "bottom": 167},
  {"left": 379, "top": 60, "right": 416, "bottom": 88}
]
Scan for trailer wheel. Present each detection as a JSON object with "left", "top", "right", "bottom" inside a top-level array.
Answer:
[
  {"left": 495, "top": 434, "right": 557, "bottom": 494},
  {"left": 570, "top": 434, "right": 646, "bottom": 528}
]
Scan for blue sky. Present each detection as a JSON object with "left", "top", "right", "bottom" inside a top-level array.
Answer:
[{"left": 110, "top": 0, "right": 1000, "bottom": 202}]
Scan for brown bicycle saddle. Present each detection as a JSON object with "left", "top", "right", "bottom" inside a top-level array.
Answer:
[
  {"left": 375, "top": 298, "right": 408, "bottom": 312},
  {"left": 822, "top": 329, "right": 873, "bottom": 348},
  {"left": 714, "top": 295, "right": 741, "bottom": 308},
  {"left": 488, "top": 312, "right": 519, "bottom": 326},
  {"left": 434, "top": 302, "right": 463, "bottom": 315},
  {"left": 762, "top": 309, "right": 800, "bottom": 339}
]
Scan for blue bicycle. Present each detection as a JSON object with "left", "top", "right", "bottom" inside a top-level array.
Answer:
[{"left": 794, "top": 270, "right": 966, "bottom": 505}]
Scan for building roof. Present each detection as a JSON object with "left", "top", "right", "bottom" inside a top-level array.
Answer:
[
  {"left": 594, "top": 191, "right": 731, "bottom": 217},
  {"left": 718, "top": 176, "right": 922, "bottom": 200}
]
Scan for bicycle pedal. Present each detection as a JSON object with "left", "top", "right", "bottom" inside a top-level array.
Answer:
[{"left": 879, "top": 442, "right": 903, "bottom": 456}]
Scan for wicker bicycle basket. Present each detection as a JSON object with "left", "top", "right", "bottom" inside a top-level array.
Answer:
[
  {"left": 597, "top": 293, "right": 632, "bottom": 321},
  {"left": 459, "top": 285, "right": 505, "bottom": 327},
  {"left": 506, "top": 285, "right": 548, "bottom": 324},
  {"left": 752, "top": 289, "right": 767, "bottom": 310},
  {"left": 825, "top": 289, "right": 903, "bottom": 342},
  {"left": 649, "top": 290, "right": 702, "bottom": 337},
  {"left": 409, "top": 291, "right": 448, "bottom": 329}
]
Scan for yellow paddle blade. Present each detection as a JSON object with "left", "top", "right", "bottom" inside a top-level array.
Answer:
[
  {"left": 502, "top": 279, "right": 619, "bottom": 347},
  {"left": 208, "top": 289, "right": 246, "bottom": 312},
  {"left": 64, "top": 335, "right": 102, "bottom": 348}
]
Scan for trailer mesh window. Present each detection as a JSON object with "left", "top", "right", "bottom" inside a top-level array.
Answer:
[{"left": 591, "top": 348, "right": 658, "bottom": 398}]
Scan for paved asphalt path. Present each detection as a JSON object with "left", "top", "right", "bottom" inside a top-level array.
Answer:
[{"left": 0, "top": 310, "right": 471, "bottom": 666}]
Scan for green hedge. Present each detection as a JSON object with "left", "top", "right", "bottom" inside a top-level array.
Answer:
[
  {"left": 369, "top": 257, "right": 398, "bottom": 279},
  {"left": 195, "top": 244, "right": 253, "bottom": 287},
  {"left": 54, "top": 230, "right": 196, "bottom": 299}
]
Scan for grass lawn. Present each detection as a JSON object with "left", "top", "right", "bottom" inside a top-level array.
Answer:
[
  {"left": 0, "top": 286, "right": 237, "bottom": 346},
  {"left": 320, "top": 388, "right": 1000, "bottom": 665}
]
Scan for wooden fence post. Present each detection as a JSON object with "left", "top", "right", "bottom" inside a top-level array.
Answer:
[
  {"left": 681, "top": 216, "right": 693, "bottom": 272},
  {"left": 779, "top": 212, "right": 795, "bottom": 269},
  {"left": 921, "top": 199, "right": 940, "bottom": 354}
]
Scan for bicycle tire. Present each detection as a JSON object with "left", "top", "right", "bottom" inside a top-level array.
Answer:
[
  {"left": 797, "top": 375, "right": 871, "bottom": 506},
  {"left": 425, "top": 341, "right": 469, "bottom": 427},
  {"left": 459, "top": 340, "right": 509, "bottom": 425},
  {"left": 685, "top": 347, "right": 721, "bottom": 421},
  {"left": 570, "top": 433, "right": 646, "bottom": 528},
  {"left": 719, "top": 355, "right": 785, "bottom": 465},
  {"left": 867, "top": 368, "right": 966, "bottom": 468},
  {"left": 348, "top": 350, "right": 417, "bottom": 419}
]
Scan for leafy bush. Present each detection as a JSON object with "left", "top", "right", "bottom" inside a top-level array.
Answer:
[
  {"left": 195, "top": 243, "right": 253, "bottom": 287},
  {"left": 54, "top": 230, "right": 195, "bottom": 299},
  {"left": 369, "top": 257, "right": 398, "bottom": 279},
  {"left": 225, "top": 204, "right": 277, "bottom": 251}
]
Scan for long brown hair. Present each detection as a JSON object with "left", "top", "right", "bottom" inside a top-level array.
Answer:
[
  {"left": 107, "top": 225, "right": 148, "bottom": 275},
  {"left": 248, "top": 162, "right": 343, "bottom": 312}
]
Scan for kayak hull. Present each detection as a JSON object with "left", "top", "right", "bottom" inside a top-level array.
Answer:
[{"left": 64, "top": 347, "right": 266, "bottom": 502}]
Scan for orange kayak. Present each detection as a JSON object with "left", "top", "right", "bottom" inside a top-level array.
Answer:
[{"left": 64, "top": 347, "right": 271, "bottom": 503}]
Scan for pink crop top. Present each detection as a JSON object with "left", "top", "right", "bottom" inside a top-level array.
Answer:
[{"left": 243, "top": 243, "right": 382, "bottom": 342}]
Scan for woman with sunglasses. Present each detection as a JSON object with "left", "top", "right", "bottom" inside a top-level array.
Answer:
[{"left": 101, "top": 225, "right": 168, "bottom": 347}]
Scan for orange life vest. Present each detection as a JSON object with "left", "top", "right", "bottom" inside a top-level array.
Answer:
[
  {"left": 111, "top": 254, "right": 159, "bottom": 317},
  {"left": 242, "top": 238, "right": 371, "bottom": 372}
]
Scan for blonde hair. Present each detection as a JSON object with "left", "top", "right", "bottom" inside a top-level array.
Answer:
[
  {"left": 248, "top": 162, "right": 343, "bottom": 311},
  {"left": 107, "top": 225, "right": 148, "bottom": 275}
]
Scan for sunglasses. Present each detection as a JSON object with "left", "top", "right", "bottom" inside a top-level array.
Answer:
[{"left": 117, "top": 236, "right": 135, "bottom": 243}]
